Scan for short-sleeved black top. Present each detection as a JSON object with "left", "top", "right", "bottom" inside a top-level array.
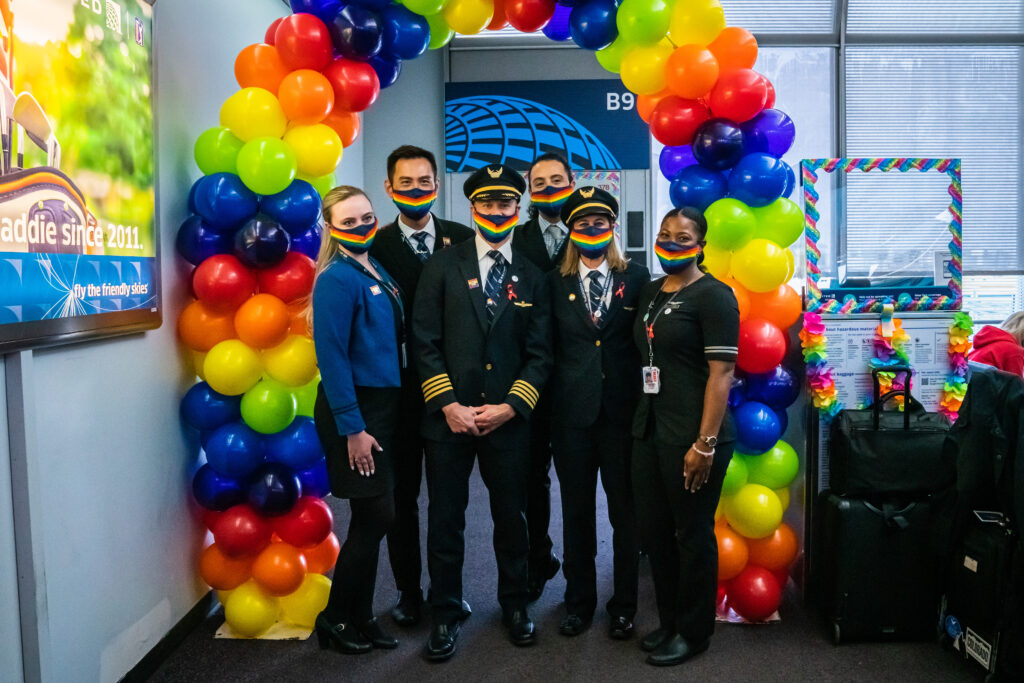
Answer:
[{"left": 632, "top": 274, "right": 740, "bottom": 447}]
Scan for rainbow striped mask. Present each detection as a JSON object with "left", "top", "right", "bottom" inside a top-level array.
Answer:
[
  {"left": 570, "top": 224, "right": 613, "bottom": 259},
  {"left": 531, "top": 185, "right": 573, "bottom": 216},
  {"left": 655, "top": 239, "right": 701, "bottom": 274},
  {"left": 330, "top": 219, "right": 378, "bottom": 254},
  {"left": 391, "top": 187, "right": 437, "bottom": 220},
  {"left": 473, "top": 211, "right": 518, "bottom": 245}
]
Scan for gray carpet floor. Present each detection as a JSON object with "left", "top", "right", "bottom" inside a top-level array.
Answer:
[{"left": 151, "top": 464, "right": 984, "bottom": 682}]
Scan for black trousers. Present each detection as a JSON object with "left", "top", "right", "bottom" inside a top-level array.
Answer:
[
  {"left": 552, "top": 412, "right": 639, "bottom": 620},
  {"left": 526, "top": 392, "right": 555, "bottom": 573},
  {"left": 385, "top": 376, "right": 425, "bottom": 596},
  {"left": 323, "top": 491, "right": 396, "bottom": 623},
  {"left": 632, "top": 428, "right": 733, "bottom": 642},
  {"left": 425, "top": 425, "right": 530, "bottom": 624}
]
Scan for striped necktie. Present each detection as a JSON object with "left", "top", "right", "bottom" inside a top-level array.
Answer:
[
  {"left": 484, "top": 251, "right": 507, "bottom": 322},
  {"left": 588, "top": 271, "right": 607, "bottom": 324},
  {"left": 409, "top": 231, "right": 430, "bottom": 262}
]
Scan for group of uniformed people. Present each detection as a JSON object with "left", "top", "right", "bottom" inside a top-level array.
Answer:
[{"left": 308, "top": 145, "right": 740, "bottom": 667}]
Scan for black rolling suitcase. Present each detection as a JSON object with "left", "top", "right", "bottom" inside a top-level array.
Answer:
[{"left": 820, "top": 493, "right": 942, "bottom": 643}]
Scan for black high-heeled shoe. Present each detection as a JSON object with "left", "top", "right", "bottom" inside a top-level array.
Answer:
[
  {"left": 314, "top": 614, "right": 372, "bottom": 654},
  {"left": 358, "top": 617, "right": 399, "bottom": 649}
]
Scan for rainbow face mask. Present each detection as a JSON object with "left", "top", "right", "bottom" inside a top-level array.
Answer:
[
  {"left": 655, "top": 239, "right": 701, "bottom": 274},
  {"left": 330, "top": 219, "right": 378, "bottom": 254},
  {"left": 531, "top": 185, "right": 573, "bottom": 216},
  {"left": 473, "top": 211, "right": 518, "bottom": 245},
  {"left": 391, "top": 187, "right": 437, "bottom": 220},
  {"left": 570, "top": 224, "right": 614, "bottom": 259}
]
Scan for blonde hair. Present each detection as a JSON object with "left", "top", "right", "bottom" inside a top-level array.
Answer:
[
  {"left": 304, "top": 185, "right": 370, "bottom": 333},
  {"left": 559, "top": 230, "right": 629, "bottom": 277},
  {"left": 1002, "top": 311, "right": 1024, "bottom": 345}
]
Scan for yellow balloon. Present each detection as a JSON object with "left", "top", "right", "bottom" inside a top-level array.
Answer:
[
  {"left": 219, "top": 87, "right": 288, "bottom": 142},
  {"left": 224, "top": 581, "right": 279, "bottom": 637},
  {"left": 730, "top": 238, "right": 790, "bottom": 293},
  {"left": 784, "top": 248, "right": 796, "bottom": 281},
  {"left": 190, "top": 350, "right": 207, "bottom": 381},
  {"left": 620, "top": 40, "right": 674, "bottom": 95},
  {"left": 668, "top": 0, "right": 725, "bottom": 46},
  {"left": 774, "top": 486, "right": 791, "bottom": 512},
  {"left": 442, "top": 0, "right": 493, "bottom": 35},
  {"left": 278, "top": 573, "right": 331, "bottom": 628},
  {"left": 283, "top": 124, "right": 343, "bottom": 178},
  {"left": 297, "top": 172, "right": 336, "bottom": 198},
  {"left": 701, "top": 243, "right": 732, "bottom": 278},
  {"left": 263, "top": 335, "right": 319, "bottom": 387},
  {"left": 724, "top": 484, "right": 783, "bottom": 540},
  {"left": 715, "top": 497, "right": 725, "bottom": 522},
  {"left": 204, "top": 339, "right": 263, "bottom": 396}
]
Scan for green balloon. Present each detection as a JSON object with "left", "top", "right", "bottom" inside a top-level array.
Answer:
[
  {"left": 407, "top": 0, "right": 446, "bottom": 16},
  {"left": 194, "top": 127, "right": 243, "bottom": 175},
  {"left": 298, "top": 172, "right": 335, "bottom": 198},
  {"left": 721, "top": 454, "right": 749, "bottom": 497},
  {"left": 745, "top": 440, "right": 800, "bottom": 489},
  {"left": 426, "top": 13, "right": 454, "bottom": 50},
  {"left": 241, "top": 378, "right": 298, "bottom": 434},
  {"left": 237, "top": 137, "right": 297, "bottom": 196},
  {"left": 292, "top": 374, "right": 320, "bottom": 418},
  {"left": 596, "top": 35, "right": 632, "bottom": 74},
  {"left": 616, "top": 0, "right": 671, "bottom": 46},
  {"left": 705, "top": 198, "right": 757, "bottom": 251},
  {"left": 752, "top": 198, "right": 804, "bottom": 248}
]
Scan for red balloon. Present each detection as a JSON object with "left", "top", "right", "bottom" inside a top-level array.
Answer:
[
  {"left": 772, "top": 566, "right": 790, "bottom": 590},
  {"left": 274, "top": 13, "right": 333, "bottom": 71},
  {"left": 322, "top": 109, "right": 361, "bottom": 148},
  {"left": 265, "top": 17, "right": 283, "bottom": 45},
  {"left": 200, "top": 508, "right": 223, "bottom": 531},
  {"left": 763, "top": 76, "right": 776, "bottom": 109},
  {"left": 737, "top": 318, "right": 786, "bottom": 374},
  {"left": 650, "top": 96, "right": 710, "bottom": 147},
  {"left": 727, "top": 565, "right": 782, "bottom": 621},
  {"left": 274, "top": 496, "right": 333, "bottom": 548},
  {"left": 322, "top": 58, "right": 380, "bottom": 113},
  {"left": 257, "top": 252, "right": 316, "bottom": 304},
  {"left": 637, "top": 89, "right": 671, "bottom": 124},
  {"left": 506, "top": 0, "right": 556, "bottom": 33},
  {"left": 488, "top": 0, "right": 510, "bottom": 30},
  {"left": 193, "top": 254, "right": 258, "bottom": 312},
  {"left": 213, "top": 504, "right": 273, "bottom": 558},
  {"left": 708, "top": 68, "right": 768, "bottom": 123}
]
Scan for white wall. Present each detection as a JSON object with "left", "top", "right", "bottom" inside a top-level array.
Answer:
[{"left": 0, "top": 355, "right": 23, "bottom": 683}]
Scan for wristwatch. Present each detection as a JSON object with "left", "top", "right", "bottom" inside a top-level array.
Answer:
[{"left": 699, "top": 435, "right": 718, "bottom": 449}]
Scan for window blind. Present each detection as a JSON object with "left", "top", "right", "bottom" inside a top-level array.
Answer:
[{"left": 847, "top": 0, "right": 1024, "bottom": 34}]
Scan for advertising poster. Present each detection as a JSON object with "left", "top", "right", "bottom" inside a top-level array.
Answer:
[{"left": 0, "top": 0, "right": 158, "bottom": 351}]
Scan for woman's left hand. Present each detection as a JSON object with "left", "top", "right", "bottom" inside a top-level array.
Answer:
[{"left": 683, "top": 445, "right": 712, "bottom": 493}]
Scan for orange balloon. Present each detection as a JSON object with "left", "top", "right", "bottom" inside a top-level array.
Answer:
[
  {"left": 234, "top": 43, "right": 290, "bottom": 93},
  {"left": 488, "top": 0, "right": 509, "bottom": 30},
  {"left": 708, "top": 27, "right": 758, "bottom": 72},
  {"left": 278, "top": 69, "right": 335, "bottom": 126},
  {"left": 302, "top": 532, "right": 340, "bottom": 574},
  {"left": 200, "top": 543, "right": 254, "bottom": 591},
  {"left": 666, "top": 45, "right": 720, "bottom": 99},
  {"left": 716, "top": 524, "right": 749, "bottom": 581},
  {"left": 747, "top": 284, "right": 802, "bottom": 330},
  {"left": 287, "top": 302, "right": 310, "bottom": 336},
  {"left": 234, "top": 294, "right": 290, "bottom": 349},
  {"left": 720, "top": 276, "right": 750, "bottom": 322},
  {"left": 252, "top": 541, "right": 308, "bottom": 596},
  {"left": 178, "top": 300, "right": 236, "bottom": 352},
  {"left": 746, "top": 522, "right": 798, "bottom": 572},
  {"left": 322, "top": 109, "right": 361, "bottom": 148},
  {"left": 637, "top": 88, "right": 671, "bottom": 123}
]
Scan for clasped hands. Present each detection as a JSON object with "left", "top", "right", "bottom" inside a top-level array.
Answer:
[{"left": 443, "top": 402, "right": 515, "bottom": 436}]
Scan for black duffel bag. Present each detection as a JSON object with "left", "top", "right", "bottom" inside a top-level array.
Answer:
[{"left": 829, "top": 366, "right": 953, "bottom": 496}]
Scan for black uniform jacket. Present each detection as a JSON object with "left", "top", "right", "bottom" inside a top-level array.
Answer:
[
  {"left": 547, "top": 261, "right": 650, "bottom": 430},
  {"left": 412, "top": 238, "right": 554, "bottom": 442},
  {"left": 513, "top": 215, "right": 569, "bottom": 273}
]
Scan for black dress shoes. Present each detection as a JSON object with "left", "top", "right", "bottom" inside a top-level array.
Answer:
[
  {"left": 526, "top": 555, "right": 561, "bottom": 603},
  {"left": 646, "top": 633, "right": 710, "bottom": 666},
  {"left": 460, "top": 599, "right": 472, "bottom": 620},
  {"left": 608, "top": 616, "right": 634, "bottom": 640},
  {"left": 391, "top": 591, "right": 423, "bottom": 626},
  {"left": 357, "top": 617, "right": 398, "bottom": 649},
  {"left": 558, "top": 614, "right": 592, "bottom": 637},
  {"left": 314, "top": 614, "right": 372, "bottom": 654},
  {"left": 641, "top": 627, "right": 671, "bottom": 652},
  {"left": 503, "top": 609, "right": 537, "bottom": 646},
  {"left": 423, "top": 622, "right": 460, "bottom": 662}
]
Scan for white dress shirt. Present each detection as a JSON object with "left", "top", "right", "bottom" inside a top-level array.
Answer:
[
  {"left": 542, "top": 219, "right": 568, "bottom": 257},
  {"left": 578, "top": 258, "right": 613, "bottom": 312},
  {"left": 398, "top": 213, "right": 436, "bottom": 253},
  {"left": 475, "top": 233, "right": 515, "bottom": 286}
]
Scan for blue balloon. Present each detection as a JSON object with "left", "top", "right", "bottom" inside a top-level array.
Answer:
[
  {"left": 261, "top": 180, "right": 322, "bottom": 234},
  {"left": 248, "top": 463, "right": 302, "bottom": 517},
  {"left": 176, "top": 215, "right": 232, "bottom": 266},
  {"left": 728, "top": 376, "right": 747, "bottom": 410},
  {"left": 741, "top": 109, "right": 796, "bottom": 159},
  {"left": 205, "top": 422, "right": 266, "bottom": 478},
  {"left": 733, "top": 400, "right": 782, "bottom": 454},
  {"left": 543, "top": 5, "right": 573, "bottom": 41},
  {"left": 368, "top": 53, "right": 402, "bottom": 89},
  {"left": 194, "top": 173, "right": 260, "bottom": 232},
  {"left": 290, "top": 223, "right": 323, "bottom": 260},
  {"left": 192, "top": 464, "right": 246, "bottom": 511},
  {"left": 557, "top": 0, "right": 584, "bottom": 5},
  {"left": 746, "top": 366, "right": 799, "bottom": 410},
  {"left": 659, "top": 144, "right": 697, "bottom": 181},
  {"left": 290, "top": 0, "right": 343, "bottom": 22},
  {"left": 774, "top": 407, "right": 789, "bottom": 436},
  {"left": 569, "top": 0, "right": 619, "bottom": 51},
  {"left": 728, "top": 153, "right": 788, "bottom": 208},
  {"left": 265, "top": 417, "right": 324, "bottom": 470},
  {"left": 670, "top": 165, "right": 728, "bottom": 212},
  {"left": 329, "top": 5, "right": 383, "bottom": 62},
  {"left": 349, "top": 0, "right": 391, "bottom": 9},
  {"left": 181, "top": 382, "right": 242, "bottom": 432},
  {"left": 380, "top": 5, "right": 429, "bottom": 60},
  {"left": 780, "top": 160, "right": 795, "bottom": 199},
  {"left": 199, "top": 429, "right": 215, "bottom": 450},
  {"left": 187, "top": 177, "right": 202, "bottom": 214},
  {"left": 296, "top": 458, "right": 330, "bottom": 499},
  {"left": 692, "top": 118, "right": 745, "bottom": 172},
  {"left": 233, "top": 213, "right": 291, "bottom": 269}
]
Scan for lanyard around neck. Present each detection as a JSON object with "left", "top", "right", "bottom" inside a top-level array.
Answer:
[{"left": 642, "top": 287, "right": 684, "bottom": 366}]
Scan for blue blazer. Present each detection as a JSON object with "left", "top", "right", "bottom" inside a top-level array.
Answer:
[{"left": 312, "top": 256, "right": 402, "bottom": 435}]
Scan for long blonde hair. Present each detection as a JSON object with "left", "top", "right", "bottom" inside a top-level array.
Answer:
[
  {"left": 559, "top": 228, "right": 629, "bottom": 278},
  {"left": 304, "top": 185, "right": 370, "bottom": 333},
  {"left": 1002, "top": 311, "right": 1024, "bottom": 345}
]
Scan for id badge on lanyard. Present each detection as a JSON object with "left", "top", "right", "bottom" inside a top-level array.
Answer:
[{"left": 642, "top": 289, "right": 682, "bottom": 394}]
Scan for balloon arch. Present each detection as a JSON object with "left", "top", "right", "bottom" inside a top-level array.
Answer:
[{"left": 177, "top": 0, "right": 804, "bottom": 637}]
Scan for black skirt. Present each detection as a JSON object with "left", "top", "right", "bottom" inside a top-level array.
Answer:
[{"left": 314, "top": 384, "right": 400, "bottom": 499}]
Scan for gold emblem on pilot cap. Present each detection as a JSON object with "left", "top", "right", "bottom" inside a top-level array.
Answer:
[
  {"left": 580, "top": 187, "right": 595, "bottom": 198},
  {"left": 487, "top": 166, "right": 503, "bottom": 178}
]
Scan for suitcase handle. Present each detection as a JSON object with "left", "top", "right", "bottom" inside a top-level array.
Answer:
[{"left": 871, "top": 366, "right": 913, "bottom": 431}]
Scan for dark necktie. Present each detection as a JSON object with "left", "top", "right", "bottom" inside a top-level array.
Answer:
[
  {"left": 589, "top": 271, "right": 606, "bottom": 324},
  {"left": 484, "top": 250, "right": 507, "bottom": 322},
  {"left": 409, "top": 231, "right": 430, "bottom": 262}
]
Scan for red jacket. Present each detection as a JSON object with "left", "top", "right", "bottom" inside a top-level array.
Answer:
[{"left": 968, "top": 325, "right": 1024, "bottom": 375}]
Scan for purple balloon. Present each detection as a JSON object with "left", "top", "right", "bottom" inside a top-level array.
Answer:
[
  {"left": 728, "top": 377, "right": 747, "bottom": 410},
  {"left": 741, "top": 109, "right": 796, "bottom": 159},
  {"left": 543, "top": 5, "right": 573, "bottom": 41},
  {"left": 248, "top": 462, "right": 302, "bottom": 517},
  {"left": 693, "top": 119, "right": 745, "bottom": 172},
  {"left": 233, "top": 213, "right": 291, "bottom": 269},
  {"left": 368, "top": 53, "right": 402, "bottom": 89},
  {"left": 746, "top": 366, "right": 800, "bottom": 409},
  {"left": 659, "top": 145, "right": 698, "bottom": 181},
  {"left": 296, "top": 459, "right": 330, "bottom": 499},
  {"left": 329, "top": 5, "right": 383, "bottom": 62},
  {"left": 290, "top": 224, "right": 323, "bottom": 260}
]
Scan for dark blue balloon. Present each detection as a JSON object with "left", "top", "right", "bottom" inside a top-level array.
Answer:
[
  {"left": 329, "top": 5, "right": 383, "bottom": 62},
  {"left": 199, "top": 429, "right": 215, "bottom": 450},
  {"left": 176, "top": 215, "right": 232, "bottom": 266},
  {"left": 205, "top": 421, "right": 266, "bottom": 478},
  {"left": 781, "top": 160, "right": 796, "bottom": 199},
  {"left": 194, "top": 173, "right": 260, "bottom": 232},
  {"left": 261, "top": 180, "right": 322, "bottom": 234},
  {"left": 192, "top": 464, "right": 246, "bottom": 511},
  {"left": 380, "top": 5, "right": 429, "bottom": 60},
  {"left": 349, "top": 0, "right": 391, "bottom": 9},
  {"left": 233, "top": 213, "right": 291, "bottom": 269},
  {"left": 692, "top": 118, "right": 745, "bottom": 172},
  {"left": 774, "top": 407, "right": 789, "bottom": 436},
  {"left": 670, "top": 165, "right": 728, "bottom": 212},
  {"left": 543, "top": 4, "right": 573, "bottom": 41},
  {"left": 368, "top": 53, "right": 402, "bottom": 89},
  {"left": 290, "top": 0, "right": 343, "bottom": 22},
  {"left": 187, "top": 177, "right": 202, "bottom": 214},
  {"left": 265, "top": 417, "right": 324, "bottom": 470},
  {"left": 296, "top": 458, "right": 330, "bottom": 499},
  {"left": 746, "top": 366, "right": 799, "bottom": 410},
  {"left": 734, "top": 400, "right": 782, "bottom": 454},
  {"left": 248, "top": 462, "right": 302, "bottom": 517},
  {"left": 569, "top": 0, "right": 619, "bottom": 51},
  {"left": 290, "top": 224, "right": 324, "bottom": 260},
  {"left": 181, "top": 381, "right": 242, "bottom": 432},
  {"left": 741, "top": 109, "right": 796, "bottom": 159},
  {"left": 557, "top": 0, "right": 584, "bottom": 5},
  {"left": 659, "top": 144, "right": 697, "bottom": 181},
  {"left": 728, "top": 377, "right": 747, "bottom": 410},
  {"left": 728, "top": 153, "right": 788, "bottom": 208}
]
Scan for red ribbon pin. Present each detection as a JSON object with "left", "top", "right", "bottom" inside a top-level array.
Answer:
[
  {"left": 507, "top": 283, "right": 517, "bottom": 300},
  {"left": 615, "top": 282, "right": 625, "bottom": 299}
]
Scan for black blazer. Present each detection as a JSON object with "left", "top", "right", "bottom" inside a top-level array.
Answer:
[
  {"left": 412, "top": 238, "right": 553, "bottom": 442},
  {"left": 512, "top": 216, "right": 569, "bottom": 273},
  {"left": 547, "top": 261, "right": 650, "bottom": 429}
]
